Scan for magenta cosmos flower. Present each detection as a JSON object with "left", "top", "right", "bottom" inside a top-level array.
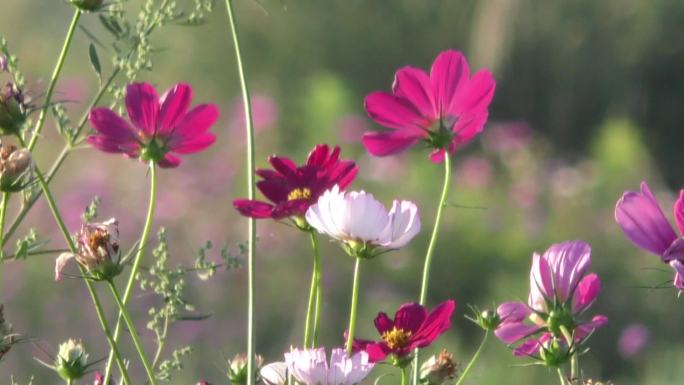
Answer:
[
  {"left": 363, "top": 50, "right": 495, "bottom": 163},
  {"left": 495, "top": 241, "right": 607, "bottom": 358},
  {"left": 615, "top": 181, "right": 684, "bottom": 291},
  {"left": 352, "top": 300, "right": 455, "bottom": 365},
  {"left": 88, "top": 82, "right": 219, "bottom": 168},
  {"left": 233, "top": 144, "right": 358, "bottom": 223}
]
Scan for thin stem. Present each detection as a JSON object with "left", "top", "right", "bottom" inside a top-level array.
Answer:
[
  {"left": 454, "top": 330, "right": 489, "bottom": 385},
  {"left": 67, "top": 378, "right": 73, "bottom": 385},
  {"left": 104, "top": 162, "right": 157, "bottom": 384},
  {"left": 27, "top": 10, "right": 82, "bottom": 151},
  {"left": 401, "top": 366, "right": 407, "bottom": 385},
  {"left": 413, "top": 155, "right": 451, "bottom": 385},
  {"left": 0, "top": 192, "right": 9, "bottom": 284},
  {"left": 20, "top": 135, "right": 131, "bottom": 384},
  {"left": 345, "top": 258, "right": 361, "bottom": 354},
  {"left": 303, "top": 231, "right": 322, "bottom": 348},
  {"left": 108, "top": 281, "right": 158, "bottom": 385},
  {"left": 559, "top": 326, "right": 579, "bottom": 382},
  {"left": 225, "top": 1, "right": 257, "bottom": 384},
  {"left": 557, "top": 368, "right": 568, "bottom": 385}
]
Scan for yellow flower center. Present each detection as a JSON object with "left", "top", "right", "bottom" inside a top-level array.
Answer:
[
  {"left": 381, "top": 327, "right": 412, "bottom": 350},
  {"left": 287, "top": 187, "right": 312, "bottom": 201}
]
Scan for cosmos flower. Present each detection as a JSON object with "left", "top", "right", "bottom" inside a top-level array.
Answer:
[
  {"left": 363, "top": 50, "right": 495, "bottom": 163},
  {"left": 284, "top": 347, "right": 373, "bottom": 385},
  {"left": 260, "top": 362, "right": 287, "bottom": 385},
  {"left": 233, "top": 144, "right": 358, "bottom": 225},
  {"left": 88, "top": 82, "right": 219, "bottom": 168},
  {"left": 617, "top": 323, "right": 650, "bottom": 359},
  {"left": 305, "top": 185, "right": 420, "bottom": 258},
  {"left": 494, "top": 241, "right": 607, "bottom": 359},
  {"left": 352, "top": 300, "right": 455, "bottom": 364},
  {"left": 615, "top": 181, "right": 684, "bottom": 291}
]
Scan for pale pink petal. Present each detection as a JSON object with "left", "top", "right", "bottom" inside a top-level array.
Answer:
[
  {"left": 495, "top": 322, "right": 540, "bottom": 344},
  {"left": 497, "top": 302, "right": 531, "bottom": 322},
  {"left": 55, "top": 252, "right": 76, "bottom": 281}
]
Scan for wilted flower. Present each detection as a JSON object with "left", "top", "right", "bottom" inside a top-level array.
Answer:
[
  {"left": 0, "top": 83, "right": 27, "bottom": 135},
  {"left": 305, "top": 185, "right": 420, "bottom": 259},
  {"left": 353, "top": 300, "right": 455, "bottom": 365},
  {"left": 363, "top": 50, "right": 495, "bottom": 163},
  {"left": 419, "top": 349, "right": 458, "bottom": 385},
  {"left": 494, "top": 241, "right": 608, "bottom": 360},
  {"left": 233, "top": 144, "right": 358, "bottom": 228},
  {"left": 227, "top": 353, "right": 264, "bottom": 385},
  {"left": 260, "top": 362, "right": 287, "bottom": 385},
  {"left": 285, "top": 347, "right": 374, "bottom": 385},
  {"left": 615, "top": 181, "right": 684, "bottom": 291},
  {"left": 618, "top": 323, "right": 650, "bottom": 359},
  {"left": 0, "top": 142, "right": 32, "bottom": 192},
  {"left": 88, "top": 82, "right": 219, "bottom": 168},
  {"left": 54, "top": 218, "right": 124, "bottom": 281},
  {"left": 56, "top": 339, "right": 88, "bottom": 381},
  {"left": 69, "top": 0, "right": 105, "bottom": 11}
]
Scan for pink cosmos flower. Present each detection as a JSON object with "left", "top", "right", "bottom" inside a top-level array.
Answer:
[
  {"left": 363, "top": 50, "right": 495, "bottom": 163},
  {"left": 618, "top": 323, "right": 650, "bottom": 359},
  {"left": 284, "top": 347, "right": 374, "bottom": 385},
  {"left": 229, "top": 94, "right": 279, "bottom": 136},
  {"left": 352, "top": 300, "right": 455, "bottom": 364},
  {"left": 494, "top": 241, "right": 607, "bottom": 358},
  {"left": 615, "top": 181, "right": 684, "bottom": 291},
  {"left": 233, "top": 144, "right": 358, "bottom": 222},
  {"left": 88, "top": 82, "right": 219, "bottom": 168}
]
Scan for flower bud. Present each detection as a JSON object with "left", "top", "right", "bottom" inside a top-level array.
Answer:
[
  {"left": 539, "top": 337, "right": 571, "bottom": 368},
  {"left": 0, "top": 305, "right": 14, "bottom": 362},
  {"left": 55, "top": 219, "right": 124, "bottom": 281},
  {"left": 0, "top": 143, "right": 32, "bottom": 192},
  {"left": 227, "top": 353, "right": 264, "bottom": 385},
  {"left": 94, "top": 371, "right": 113, "bottom": 385},
  {"left": 419, "top": 349, "right": 458, "bottom": 385},
  {"left": 56, "top": 339, "right": 88, "bottom": 381},
  {"left": 69, "top": 0, "right": 105, "bottom": 11},
  {"left": 0, "top": 83, "right": 27, "bottom": 135}
]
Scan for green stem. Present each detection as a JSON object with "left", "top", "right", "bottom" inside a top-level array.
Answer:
[
  {"left": 414, "top": 155, "right": 451, "bottom": 385},
  {"left": 303, "top": 231, "right": 322, "bottom": 348},
  {"left": 225, "top": 1, "right": 257, "bottom": 384},
  {"left": 557, "top": 368, "right": 568, "bottom": 385},
  {"left": 401, "top": 366, "right": 408, "bottom": 385},
  {"left": 0, "top": 192, "right": 9, "bottom": 284},
  {"left": 20, "top": 135, "right": 131, "bottom": 384},
  {"left": 67, "top": 378, "right": 73, "bottom": 385},
  {"left": 27, "top": 9, "right": 82, "bottom": 151},
  {"left": 559, "top": 325, "right": 578, "bottom": 382},
  {"left": 104, "top": 162, "right": 157, "bottom": 384},
  {"left": 345, "top": 258, "right": 361, "bottom": 354},
  {"left": 454, "top": 330, "right": 489, "bottom": 385},
  {"left": 108, "top": 281, "right": 158, "bottom": 385}
]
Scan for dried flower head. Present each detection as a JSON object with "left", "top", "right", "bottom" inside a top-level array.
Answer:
[
  {"left": 0, "top": 142, "right": 32, "bottom": 192},
  {"left": 419, "top": 349, "right": 458, "bottom": 385},
  {"left": 0, "top": 83, "right": 27, "bottom": 135}
]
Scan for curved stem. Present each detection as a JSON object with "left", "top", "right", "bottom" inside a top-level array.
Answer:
[
  {"left": 557, "top": 368, "right": 568, "bottom": 385},
  {"left": 454, "top": 330, "right": 489, "bottom": 385},
  {"left": 27, "top": 9, "right": 82, "bottom": 151},
  {"left": 345, "top": 258, "right": 362, "bottom": 354},
  {"left": 0, "top": 192, "right": 9, "bottom": 286},
  {"left": 225, "top": 1, "right": 257, "bottom": 384},
  {"left": 108, "top": 281, "right": 158, "bottom": 385},
  {"left": 104, "top": 162, "right": 157, "bottom": 384},
  {"left": 22, "top": 142, "right": 131, "bottom": 384},
  {"left": 401, "top": 366, "right": 408, "bottom": 385},
  {"left": 303, "top": 231, "right": 322, "bottom": 348},
  {"left": 414, "top": 155, "right": 451, "bottom": 385}
]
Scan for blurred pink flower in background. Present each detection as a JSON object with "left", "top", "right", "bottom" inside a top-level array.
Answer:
[
  {"left": 56, "top": 77, "right": 87, "bottom": 105},
  {"left": 618, "top": 323, "right": 650, "bottom": 359},
  {"left": 510, "top": 177, "right": 540, "bottom": 209},
  {"left": 230, "top": 94, "right": 279, "bottom": 136},
  {"left": 482, "top": 121, "right": 532, "bottom": 154},
  {"left": 358, "top": 154, "right": 407, "bottom": 182},
  {"left": 337, "top": 115, "right": 369, "bottom": 143},
  {"left": 455, "top": 155, "right": 493, "bottom": 189}
]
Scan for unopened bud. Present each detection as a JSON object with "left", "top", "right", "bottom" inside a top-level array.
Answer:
[
  {"left": 227, "top": 353, "right": 264, "bottom": 385},
  {"left": 0, "top": 143, "right": 32, "bottom": 192},
  {"left": 539, "top": 337, "right": 571, "bottom": 368},
  {"left": 69, "top": 0, "right": 105, "bottom": 11},
  {"left": 0, "top": 305, "right": 14, "bottom": 362},
  {"left": 56, "top": 339, "right": 88, "bottom": 381},
  {"left": 0, "top": 83, "right": 26, "bottom": 135},
  {"left": 419, "top": 349, "right": 458, "bottom": 385}
]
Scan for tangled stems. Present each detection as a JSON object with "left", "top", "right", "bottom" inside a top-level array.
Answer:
[
  {"left": 27, "top": 9, "right": 81, "bottom": 151},
  {"left": 108, "top": 281, "right": 158, "bottom": 385},
  {"left": 225, "top": 0, "right": 257, "bottom": 384},
  {"left": 345, "top": 258, "right": 362, "bottom": 354},
  {"left": 560, "top": 325, "right": 579, "bottom": 381},
  {"left": 303, "top": 231, "right": 322, "bottom": 348},
  {"left": 454, "top": 330, "right": 489, "bottom": 385},
  {"left": 414, "top": 155, "right": 451, "bottom": 385},
  {"left": 103, "top": 162, "right": 157, "bottom": 384}
]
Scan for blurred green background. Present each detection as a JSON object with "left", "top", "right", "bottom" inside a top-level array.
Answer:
[{"left": 2, "top": 0, "right": 684, "bottom": 384}]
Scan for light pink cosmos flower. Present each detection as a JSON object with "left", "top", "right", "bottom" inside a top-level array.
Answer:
[
  {"left": 260, "top": 361, "right": 287, "bottom": 385},
  {"left": 618, "top": 323, "right": 650, "bottom": 359},
  {"left": 88, "top": 82, "right": 219, "bottom": 168},
  {"left": 305, "top": 185, "right": 420, "bottom": 258},
  {"left": 615, "top": 181, "right": 684, "bottom": 291},
  {"left": 363, "top": 50, "right": 495, "bottom": 163},
  {"left": 495, "top": 241, "right": 608, "bottom": 358},
  {"left": 285, "top": 347, "right": 374, "bottom": 385}
]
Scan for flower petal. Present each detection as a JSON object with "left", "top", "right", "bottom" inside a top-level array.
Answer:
[
  {"left": 362, "top": 130, "right": 423, "bottom": 157},
  {"left": 544, "top": 240, "right": 592, "bottom": 302},
  {"left": 170, "top": 132, "right": 216, "bottom": 154},
  {"left": 170, "top": 104, "right": 220, "bottom": 140},
  {"left": 89, "top": 107, "right": 139, "bottom": 142},
  {"left": 55, "top": 252, "right": 76, "bottom": 281},
  {"left": 615, "top": 182, "right": 677, "bottom": 257},
  {"left": 448, "top": 70, "right": 496, "bottom": 116},
  {"left": 430, "top": 50, "right": 470, "bottom": 113},
  {"left": 364, "top": 342, "right": 390, "bottom": 363},
  {"left": 382, "top": 199, "right": 421, "bottom": 248},
  {"left": 158, "top": 83, "right": 193, "bottom": 135},
  {"left": 497, "top": 302, "right": 532, "bottom": 323},
  {"left": 374, "top": 312, "right": 394, "bottom": 334},
  {"left": 125, "top": 82, "right": 160, "bottom": 136},
  {"left": 675, "top": 190, "right": 684, "bottom": 235},
  {"left": 513, "top": 337, "right": 542, "bottom": 357},
  {"left": 364, "top": 91, "right": 428, "bottom": 132},
  {"left": 575, "top": 315, "right": 608, "bottom": 339},
  {"left": 572, "top": 273, "right": 601, "bottom": 313},
  {"left": 393, "top": 66, "right": 436, "bottom": 119},
  {"left": 393, "top": 302, "right": 427, "bottom": 334},
  {"left": 411, "top": 300, "right": 455, "bottom": 344},
  {"left": 495, "top": 322, "right": 540, "bottom": 345},
  {"left": 86, "top": 136, "right": 140, "bottom": 156},
  {"left": 260, "top": 362, "right": 287, "bottom": 385},
  {"left": 233, "top": 199, "right": 275, "bottom": 219},
  {"left": 156, "top": 153, "right": 182, "bottom": 168}
]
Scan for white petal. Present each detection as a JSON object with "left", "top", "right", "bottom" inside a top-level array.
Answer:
[
  {"left": 260, "top": 362, "right": 287, "bottom": 385},
  {"left": 383, "top": 200, "right": 421, "bottom": 249},
  {"left": 55, "top": 252, "right": 76, "bottom": 281}
]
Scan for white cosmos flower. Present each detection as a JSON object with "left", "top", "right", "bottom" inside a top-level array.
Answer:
[
  {"left": 284, "top": 347, "right": 374, "bottom": 385},
  {"left": 260, "top": 361, "right": 287, "bottom": 385},
  {"left": 305, "top": 185, "right": 420, "bottom": 256}
]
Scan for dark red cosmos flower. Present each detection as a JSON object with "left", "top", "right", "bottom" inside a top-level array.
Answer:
[
  {"left": 233, "top": 144, "right": 358, "bottom": 221},
  {"left": 353, "top": 300, "right": 455, "bottom": 364}
]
